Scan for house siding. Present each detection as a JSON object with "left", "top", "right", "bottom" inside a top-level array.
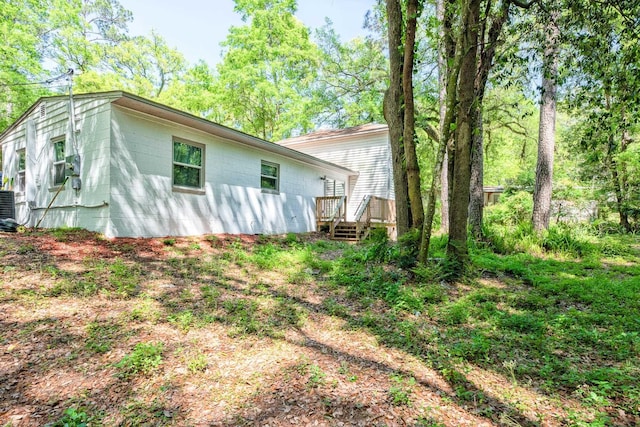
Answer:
[
  {"left": 1, "top": 96, "right": 113, "bottom": 230},
  {"left": 2, "top": 92, "right": 353, "bottom": 238},
  {"left": 107, "top": 106, "right": 343, "bottom": 237},
  {"left": 279, "top": 129, "right": 394, "bottom": 221}
]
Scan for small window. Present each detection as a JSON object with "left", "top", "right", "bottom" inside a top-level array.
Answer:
[
  {"left": 173, "top": 139, "right": 203, "bottom": 189},
  {"left": 16, "top": 149, "right": 26, "bottom": 193},
  {"left": 52, "top": 138, "right": 66, "bottom": 187},
  {"left": 261, "top": 161, "right": 279, "bottom": 192}
]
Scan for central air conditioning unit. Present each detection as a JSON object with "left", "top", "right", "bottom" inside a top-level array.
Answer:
[{"left": 0, "top": 191, "right": 16, "bottom": 219}]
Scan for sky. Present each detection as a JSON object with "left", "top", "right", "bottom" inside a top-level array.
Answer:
[{"left": 118, "top": 0, "right": 376, "bottom": 66}]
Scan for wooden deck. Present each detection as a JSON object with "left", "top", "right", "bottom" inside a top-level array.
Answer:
[{"left": 316, "top": 195, "right": 396, "bottom": 241}]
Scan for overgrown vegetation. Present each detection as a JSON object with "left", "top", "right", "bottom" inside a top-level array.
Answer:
[{"left": 1, "top": 227, "right": 638, "bottom": 425}]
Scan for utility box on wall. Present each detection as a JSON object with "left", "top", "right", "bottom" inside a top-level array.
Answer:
[
  {"left": 65, "top": 155, "right": 82, "bottom": 190},
  {"left": 65, "top": 155, "right": 81, "bottom": 177},
  {"left": 0, "top": 191, "right": 16, "bottom": 219}
]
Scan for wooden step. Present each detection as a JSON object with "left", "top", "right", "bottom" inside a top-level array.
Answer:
[{"left": 331, "top": 222, "right": 362, "bottom": 241}]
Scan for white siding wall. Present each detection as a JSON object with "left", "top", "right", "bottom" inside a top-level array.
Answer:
[
  {"left": 282, "top": 131, "right": 394, "bottom": 221},
  {"left": 108, "top": 107, "right": 341, "bottom": 237},
  {"left": 1, "top": 97, "right": 112, "bottom": 230}
]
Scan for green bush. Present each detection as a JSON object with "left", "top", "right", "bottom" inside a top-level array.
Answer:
[{"left": 485, "top": 191, "right": 533, "bottom": 227}]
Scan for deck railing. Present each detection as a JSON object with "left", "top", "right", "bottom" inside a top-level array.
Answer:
[
  {"left": 356, "top": 196, "right": 396, "bottom": 224},
  {"left": 316, "top": 196, "right": 346, "bottom": 223},
  {"left": 316, "top": 195, "right": 395, "bottom": 240},
  {"left": 355, "top": 196, "right": 396, "bottom": 240}
]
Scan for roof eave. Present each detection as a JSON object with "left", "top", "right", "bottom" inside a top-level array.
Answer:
[{"left": 111, "top": 93, "right": 357, "bottom": 176}]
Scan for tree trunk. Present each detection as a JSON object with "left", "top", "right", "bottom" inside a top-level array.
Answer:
[
  {"left": 441, "top": 154, "right": 449, "bottom": 232},
  {"left": 403, "top": 0, "right": 424, "bottom": 230},
  {"left": 384, "top": 0, "right": 411, "bottom": 236},
  {"left": 447, "top": 0, "right": 480, "bottom": 273},
  {"left": 438, "top": 0, "right": 450, "bottom": 234},
  {"left": 532, "top": 11, "right": 559, "bottom": 232},
  {"left": 420, "top": 0, "right": 458, "bottom": 262},
  {"left": 468, "top": 109, "right": 484, "bottom": 238},
  {"left": 611, "top": 156, "right": 631, "bottom": 232},
  {"left": 469, "top": 1, "right": 511, "bottom": 239}
]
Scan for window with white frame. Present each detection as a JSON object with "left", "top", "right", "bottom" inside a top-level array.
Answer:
[
  {"left": 173, "top": 139, "right": 204, "bottom": 189},
  {"left": 260, "top": 160, "right": 279, "bottom": 192},
  {"left": 16, "top": 149, "right": 26, "bottom": 193},
  {"left": 52, "top": 138, "right": 66, "bottom": 187}
]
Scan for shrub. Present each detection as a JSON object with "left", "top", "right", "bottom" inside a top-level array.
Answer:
[{"left": 485, "top": 191, "right": 533, "bottom": 227}]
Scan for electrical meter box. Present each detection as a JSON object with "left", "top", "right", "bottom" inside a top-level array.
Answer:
[{"left": 65, "top": 155, "right": 81, "bottom": 177}]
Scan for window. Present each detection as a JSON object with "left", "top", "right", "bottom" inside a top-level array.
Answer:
[
  {"left": 173, "top": 139, "right": 203, "bottom": 189},
  {"left": 16, "top": 149, "right": 26, "bottom": 193},
  {"left": 52, "top": 138, "right": 65, "bottom": 187},
  {"left": 261, "top": 161, "right": 279, "bottom": 192}
]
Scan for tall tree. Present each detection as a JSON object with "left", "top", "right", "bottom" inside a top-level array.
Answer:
[
  {"left": 446, "top": 0, "right": 481, "bottom": 269},
  {"left": 437, "top": 0, "right": 451, "bottom": 234},
  {"left": 384, "top": 0, "right": 412, "bottom": 235},
  {"left": 214, "top": 0, "right": 319, "bottom": 140},
  {"left": 566, "top": 0, "right": 640, "bottom": 232},
  {"left": 403, "top": 0, "right": 425, "bottom": 229},
  {"left": 420, "top": 0, "right": 458, "bottom": 262},
  {"left": 532, "top": 8, "right": 559, "bottom": 231},
  {"left": 313, "top": 23, "right": 387, "bottom": 128},
  {"left": 0, "top": 0, "right": 49, "bottom": 130},
  {"left": 48, "top": 0, "right": 131, "bottom": 73},
  {"left": 468, "top": 1, "right": 512, "bottom": 238}
]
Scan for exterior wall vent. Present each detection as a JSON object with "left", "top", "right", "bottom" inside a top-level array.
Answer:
[
  {"left": 39, "top": 103, "right": 46, "bottom": 119},
  {"left": 0, "top": 191, "right": 16, "bottom": 219}
]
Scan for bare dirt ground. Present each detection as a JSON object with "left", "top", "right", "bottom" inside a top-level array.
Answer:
[{"left": 0, "top": 230, "right": 616, "bottom": 426}]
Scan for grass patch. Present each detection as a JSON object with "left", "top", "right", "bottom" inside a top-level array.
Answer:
[{"left": 115, "top": 342, "right": 164, "bottom": 379}]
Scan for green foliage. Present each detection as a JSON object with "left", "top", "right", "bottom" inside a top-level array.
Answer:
[
  {"left": 85, "top": 320, "right": 123, "bottom": 354},
  {"left": 187, "top": 353, "right": 208, "bottom": 373},
  {"left": 484, "top": 191, "right": 533, "bottom": 227},
  {"left": 213, "top": 0, "right": 320, "bottom": 140},
  {"left": 167, "top": 310, "right": 195, "bottom": 332},
  {"left": 108, "top": 258, "right": 139, "bottom": 297},
  {"left": 307, "top": 364, "right": 327, "bottom": 388},
  {"left": 388, "top": 374, "right": 415, "bottom": 406},
  {"left": 313, "top": 23, "right": 387, "bottom": 128},
  {"left": 49, "top": 407, "right": 89, "bottom": 427},
  {"left": 115, "top": 342, "right": 163, "bottom": 379},
  {"left": 482, "top": 88, "right": 539, "bottom": 187}
]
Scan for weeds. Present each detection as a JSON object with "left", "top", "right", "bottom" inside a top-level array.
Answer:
[
  {"left": 388, "top": 374, "right": 415, "bottom": 406},
  {"left": 186, "top": 352, "right": 208, "bottom": 373},
  {"left": 108, "top": 258, "right": 139, "bottom": 297},
  {"left": 48, "top": 407, "right": 89, "bottom": 427},
  {"left": 2, "top": 228, "right": 639, "bottom": 426},
  {"left": 85, "top": 320, "right": 123, "bottom": 354},
  {"left": 115, "top": 342, "right": 164, "bottom": 379},
  {"left": 307, "top": 364, "right": 327, "bottom": 388}
]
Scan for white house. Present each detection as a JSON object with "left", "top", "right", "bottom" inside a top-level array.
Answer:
[
  {"left": 278, "top": 124, "right": 395, "bottom": 222},
  {"left": 0, "top": 91, "right": 355, "bottom": 237}
]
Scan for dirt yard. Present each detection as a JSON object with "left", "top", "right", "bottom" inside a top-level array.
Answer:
[{"left": 0, "top": 229, "right": 623, "bottom": 426}]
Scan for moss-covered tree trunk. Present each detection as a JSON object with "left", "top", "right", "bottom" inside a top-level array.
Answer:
[
  {"left": 446, "top": 0, "right": 480, "bottom": 273},
  {"left": 403, "top": 0, "right": 424, "bottom": 230},
  {"left": 384, "top": 0, "right": 411, "bottom": 236}
]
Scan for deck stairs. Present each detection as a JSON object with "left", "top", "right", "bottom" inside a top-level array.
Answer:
[
  {"left": 316, "top": 195, "right": 396, "bottom": 242},
  {"left": 331, "top": 221, "right": 361, "bottom": 241}
]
